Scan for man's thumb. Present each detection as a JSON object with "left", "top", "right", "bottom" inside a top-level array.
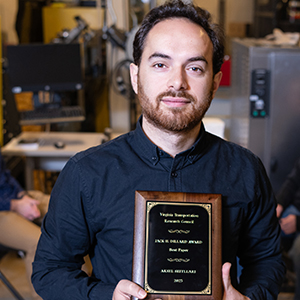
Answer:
[{"left": 222, "top": 262, "right": 232, "bottom": 291}]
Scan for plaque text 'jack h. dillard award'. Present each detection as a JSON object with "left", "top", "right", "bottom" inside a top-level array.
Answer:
[{"left": 132, "top": 191, "right": 222, "bottom": 300}]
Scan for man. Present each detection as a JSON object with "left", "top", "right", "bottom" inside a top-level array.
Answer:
[
  {"left": 0, "top": 151, "right": 49, "bottom": 300},
  {"left": 32, "top": 1, "right": 285, "bottom": 299},
  {"left": 276, "top": 157, "right": 300, "bottom": 299}
]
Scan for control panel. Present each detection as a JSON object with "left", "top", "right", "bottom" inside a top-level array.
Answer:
[{"left": 249, "top": 69, "right": 270, "bottom": 118}]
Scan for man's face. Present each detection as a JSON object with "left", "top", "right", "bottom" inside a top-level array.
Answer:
[{"left": 130, "top": 18, "right": 222, "bottom": 133}]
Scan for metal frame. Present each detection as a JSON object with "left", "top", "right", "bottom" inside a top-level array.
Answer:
[{"left": 0, "top": 270, "right": 25, "bottom": 300}]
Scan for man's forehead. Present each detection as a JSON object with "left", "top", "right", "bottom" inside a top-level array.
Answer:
[{"left": 142, "top": 18, "right": 213, "bottom": 63}]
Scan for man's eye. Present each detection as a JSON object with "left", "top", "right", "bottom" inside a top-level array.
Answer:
[
  {"left": 154, "top": 63, "right": 165, "bottom": 68},
  {"left": 190, "top": 67, "right": 202, "bottom": 72}
]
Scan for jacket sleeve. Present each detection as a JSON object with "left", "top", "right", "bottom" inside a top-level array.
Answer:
[
  {"left": 0, "top": 151, "right": 24, "bottom": 211},
  {"left": 237, "top": 157, "right": 286, "bottom": 300},
  {"left": 32, "top": 158, "right": 115, "bottom": 300}
]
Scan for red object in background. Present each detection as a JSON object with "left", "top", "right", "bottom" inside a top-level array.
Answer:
[{"left": 220, "top": 55, "right": 231, "bottom": 86}]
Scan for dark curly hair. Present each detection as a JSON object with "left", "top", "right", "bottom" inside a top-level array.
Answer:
[{"left": 133, "top": 0, "right": 224, "bottom": 75}]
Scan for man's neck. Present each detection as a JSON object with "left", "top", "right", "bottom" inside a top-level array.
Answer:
[{"left": 142, "top": 117, "right": 201, "bottom": 158}]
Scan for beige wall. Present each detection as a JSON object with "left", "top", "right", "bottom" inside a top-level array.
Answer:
[
  {"left": 194, "top": 0, "right": 220, "bottom": 22},
  {"left": 0, "top": 0, "right": 18, "bottom": 44},
  {"left": 225, "top": 0, "right": 254, "bottom": 32},
  {"left": 194, "top": 0, "right": 253, "bottom": 33}
]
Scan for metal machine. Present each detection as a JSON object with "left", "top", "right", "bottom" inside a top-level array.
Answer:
[{"left": 230, "top": 38, "right": 300, "bottom": 194}]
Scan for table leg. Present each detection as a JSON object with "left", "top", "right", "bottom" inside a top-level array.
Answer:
[{"left": 25, "top": 157, "right": 35, "bottom": 190}]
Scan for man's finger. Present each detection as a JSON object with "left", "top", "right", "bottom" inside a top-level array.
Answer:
[
  {"left": 222, "top": 262, "right": 232, "bottom": 291},
  {"left": 222, "top": 262, "right": 250, "bottom": 300},
  {"left": 113, "top": 279, "right": 147, "bottom": 300}
]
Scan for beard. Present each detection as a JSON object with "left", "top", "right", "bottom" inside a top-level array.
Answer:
[{"left": 137, "top": 80, "right": 214, "bottom": 133}]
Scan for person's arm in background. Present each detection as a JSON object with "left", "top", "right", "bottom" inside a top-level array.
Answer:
[
  {"left": 0, "top": 151, "right": 40, "bottom": 220},
  {"left": 277, "top": 158, "right": 300, "bottom": 234},
  {"left": 277, "top": 158, "right": 300, "bottom": 216},
  {"left": 0, "top": 151, "right": 24, "bottom": 211}
]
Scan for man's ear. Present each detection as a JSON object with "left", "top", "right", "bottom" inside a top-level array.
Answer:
[
  {"left": 130, "top": 63, "right": 138, "bottom": 94},
  {"left": 212, "top": 71, "right": 222, "bottom": 99}
]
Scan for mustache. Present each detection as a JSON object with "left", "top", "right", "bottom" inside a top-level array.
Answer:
[{"left": 157, "top": 90, "right": 195, "bottom": 102}]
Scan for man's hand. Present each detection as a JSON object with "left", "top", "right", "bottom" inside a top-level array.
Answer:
[
  {"left": 10, "top": 194, "right": 41, "bottom": 221},
  {"left": 113, "top": 279, "right": 147, "bottom": 300},
  {"left": 222, "top": 263, "right": 250, "bottom": 300},
  {"left": 279, "top": 214, "right": 297, "bottom": 235}
]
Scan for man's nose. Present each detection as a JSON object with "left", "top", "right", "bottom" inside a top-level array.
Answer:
[{"left": 167, "top": 67, "right": 188, "bottom": 91}]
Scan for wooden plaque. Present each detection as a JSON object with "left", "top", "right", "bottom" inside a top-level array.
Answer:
[{"left": 132, "top": 191, "right": 222, "bottom": 300}]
